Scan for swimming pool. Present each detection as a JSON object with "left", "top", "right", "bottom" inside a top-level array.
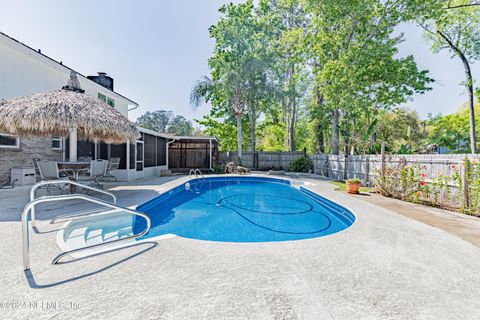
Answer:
[{"left": 134, "top": 177, "right": 355, "bottom": 242}]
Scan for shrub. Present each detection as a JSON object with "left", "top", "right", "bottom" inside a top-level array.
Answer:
[
  {"left": 347, "top": 178, "right": 361, "bottom": 184},
  {"left": 289, "top": 157, "right": 313, "bottom": 173}
]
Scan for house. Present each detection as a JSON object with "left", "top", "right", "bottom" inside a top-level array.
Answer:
[{"left": 0, "top": 31, "right": 169, "bottom": 182}]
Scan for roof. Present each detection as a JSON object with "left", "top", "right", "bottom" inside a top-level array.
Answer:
[
  {"left": 0, "top": 31, "right": 138, "bottom": 106},
  {"left": 170, "top": 136, "right": 218, "bottom": 142},
  {"left": 136, "top": 126, "right": 172, "bottom": 139},
  {"left": 135, "top": 127, "right": 217, "bottom": 142}
]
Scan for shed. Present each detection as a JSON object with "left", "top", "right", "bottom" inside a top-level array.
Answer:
[{"left": 167, "top": 136, "right": 218, "bottom": 172}]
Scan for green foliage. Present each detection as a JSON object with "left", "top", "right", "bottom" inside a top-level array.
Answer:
[
  {"left": 421, "top": 1, "right": 480, "bottom": 153},
  {"left": 136, "top": 110, "right": 195, "bottom": 136},
  {"left": 167, "top": 115, "right": 194, "bottom": 136},
  {"left": 346, "top": 178, "right": 361, "bottom": 184},
  {"left": 427, "top": 104, "right": 480, "bottom": 152},
  {"left": 375, "top": 163, "right": 427, "bottom": 203},
  {"left": 288, "top": 157, "right": 313, "bottom": 172},
  {"left": 193, "top": 0, "right": 437, "bottom": 156},
  {"left": 376, "top": 107, "right": 428, "bottom": 153},
  {"left": 196, "top": 115, "right": 250, "bottom": 151},
  {"left": 136, "top": 110, "right": 173, "bottom": 132}
]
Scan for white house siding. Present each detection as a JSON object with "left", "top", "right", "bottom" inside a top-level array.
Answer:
[
  {"left": 0, "top": 33, "right": 135, "bottom": 115},
  {"left": 0, "top": 32, "right": 140, "bottom": 182}
]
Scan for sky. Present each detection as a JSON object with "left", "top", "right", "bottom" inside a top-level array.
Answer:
[{"left": 0, "top": 0, "right": 478, "bottom": 122}]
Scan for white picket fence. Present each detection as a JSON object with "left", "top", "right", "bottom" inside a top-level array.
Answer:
[
  {"left": 311, "top": 154, "right": 476, "bottom": 185},
  {"left": 312, "top": 153, "right": 480, "bottom": 209}
]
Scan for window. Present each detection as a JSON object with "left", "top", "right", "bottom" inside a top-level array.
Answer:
[
  {"left": 106, "top": 97, "right": 115, "bottom": 107},
  {"left": 52, "top": 136, "right": 62, "bottom": 150},
  {"left": 0, "top": 133, "right": 19, "bottom": 148},
  {"left": 98, "top": 93, "right": 115, "bottom": 107}
]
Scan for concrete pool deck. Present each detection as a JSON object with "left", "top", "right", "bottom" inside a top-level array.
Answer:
[{"left": 0, "top": 174, "right": 479, "bottom": 319}]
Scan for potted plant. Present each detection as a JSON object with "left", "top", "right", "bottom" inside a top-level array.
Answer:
[{"left": 346, "top": 178, "right": 362, "bottom": 194}]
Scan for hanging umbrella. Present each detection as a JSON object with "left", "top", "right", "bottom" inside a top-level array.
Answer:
[{"left": 0, "top": 71, "right": 139, "bottom": 161}]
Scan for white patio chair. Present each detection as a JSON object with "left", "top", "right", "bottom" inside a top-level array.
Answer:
[
  {"left": 101, "top": 157, "right": 120, "bottom": 182},
  {"left": 37, "top": 160, "right": 70, "bottom": 193},
  {"left": 78, "top": 159, "right": 108, "bottom": 189}
]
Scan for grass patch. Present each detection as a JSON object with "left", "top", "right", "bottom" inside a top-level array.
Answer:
[{"left": 330, "top": 180, "right": 372, "bottom": 193}]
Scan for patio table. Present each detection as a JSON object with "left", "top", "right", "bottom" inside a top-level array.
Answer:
[
  {"left": 57, "top": 161, "right": 90, "bottom": 193},
  {"left": 57, "top": 161, "right": 90, "bottom": 180}
]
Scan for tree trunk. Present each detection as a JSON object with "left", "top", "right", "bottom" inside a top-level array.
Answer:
[
  {"left": 248, "top": 103, "right": 256, "bottom": 152},
  {"left": 285, "top": 64, "right": 296, "bottom": 152},
  {"left": 332, "top": 109, "right": 340, "bottom": 155},
  {"left": 316, "top": 89, "right": 325, "bottom": 153},
  {"left": 463, "top": 58, "right": 476, "bottom": 154},
  {"left": 288, "top": 99, "right": 296, "bottom": 152},
  {"left": 236, "top": 113, "right": 243, "bottom": 162},
  {"left": 438, "top": 30, "right": 476, "bottom": 154},
  {"left": 317, "top": 129, "right": 325, "bottom": 153}
]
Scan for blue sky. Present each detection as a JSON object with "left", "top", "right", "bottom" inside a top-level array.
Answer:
[{"left": 0, "top": 0, "right": 478, "bottom": 122}]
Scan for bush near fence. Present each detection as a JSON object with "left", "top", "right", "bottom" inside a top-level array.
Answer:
[{"left": 314, "top": 154, "right": 479, "bottom": 214}]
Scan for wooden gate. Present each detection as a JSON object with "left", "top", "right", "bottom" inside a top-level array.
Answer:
[{"left": 168, "top": 139, "right": 217, "bottom": 171}]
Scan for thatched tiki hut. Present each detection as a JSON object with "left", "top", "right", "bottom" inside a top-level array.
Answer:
[{"left": 0, "top": 71, "right": 139, "bottom": 161}]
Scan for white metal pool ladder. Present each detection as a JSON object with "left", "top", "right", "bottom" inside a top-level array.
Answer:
[
  {"left": 21, "top": 180, "right": 151, "bottom": 271},
  {"left": 189, "top": 168, "right": 205, "bottom": 181}
]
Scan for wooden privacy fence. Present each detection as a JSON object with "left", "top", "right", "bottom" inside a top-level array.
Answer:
[{"left": 219, "top": 151, "right": 307, "bottom": 170}]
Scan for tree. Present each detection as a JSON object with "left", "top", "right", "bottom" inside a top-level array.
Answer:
[
  {"left": 427, "top": 103, "right": 480, "bottom": 152},
  {"left": 421, "top": 3, "right": 480, "bottom": 153},
  {"left": 376, "top": 107, "right": 428, "bottom": 153},
  {"left": 135, "top": 110, "right": 173, "bottom": 132},
  {"left": 304, "top": 0, "right": 432, "bottom": 154},
  {"left": 167, "top": 115, "right": 194, "bottom": 136},
  {"left": 136, "top": 110, "right": 195, "bottom": 136},
  {"left": 259, "top": 0, "right": 308, "bottom": 152},
  {"left": 191, "top": 1, "right": 267, "bottom": 160}
]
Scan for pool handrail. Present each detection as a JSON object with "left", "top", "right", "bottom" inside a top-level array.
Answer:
[
  {"left": 21, "top": 194, "right": 151, "bottom": 271},
  {"left": 194, "top": 169, "right": 205, "bottom": 181},
  {"left": 30, "top": 180, "right": 116, "bottom": 227}
]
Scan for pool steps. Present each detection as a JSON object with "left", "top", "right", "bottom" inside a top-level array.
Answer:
[{"left": 22, "top": 180, "right": 151, "bottom": 271}]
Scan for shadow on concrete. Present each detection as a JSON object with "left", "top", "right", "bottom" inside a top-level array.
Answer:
[
  {"left": 0, "top": 189, "right": 161, "bottom": 222},
  {"left": 24, "top": 241, "right": 158, "bottom": 289}
]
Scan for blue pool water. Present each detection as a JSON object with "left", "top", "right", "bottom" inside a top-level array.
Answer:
[{"left": 135, "top": 177, "right": 355, "bottom": 242}]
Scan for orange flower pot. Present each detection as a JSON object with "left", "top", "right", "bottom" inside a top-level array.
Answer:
[{"left": 346, "top": 180, "right": 361, "bottom": 194}]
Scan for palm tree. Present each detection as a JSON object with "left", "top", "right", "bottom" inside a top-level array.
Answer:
[
  {"left": 190, "top": 71, "right": 248, "bottom": 162},
  {"left": 191, "top": 59, "right": 271, "bottom": 161}
]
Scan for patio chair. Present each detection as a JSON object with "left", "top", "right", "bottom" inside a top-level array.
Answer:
[
  {"left": 78, "top": 156, "right": 93, "bottom": 162},
  {"left": 32, "top": 158, "right": 42, "bottom": 183},
  {"left": 78, "top": 159, "right": 108, "bottom": 189},
  {"left": 37, "top": 160, "right": 70, "bottom": 193},
  {"left": 102, "top": 157, "right": 120, "bottom": 182}
]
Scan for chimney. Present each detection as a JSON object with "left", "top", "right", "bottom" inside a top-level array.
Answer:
[{"left": 87, "top": 72, "right": 114, "bottom": 91}]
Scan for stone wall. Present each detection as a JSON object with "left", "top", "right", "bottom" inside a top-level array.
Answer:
[{"left": 0, "top": 136, "right": 64, "bottom": 183}]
